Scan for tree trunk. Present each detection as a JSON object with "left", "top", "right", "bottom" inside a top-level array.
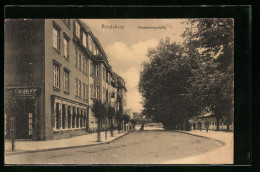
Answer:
[
  {"left": 110, "top": 119, "right": 114, "bottom": 137},
  {"left": 97, "top": 119, "right": 101, "bottom": 142},
  {"left": 216, "top": 118, "right": 220, "bottom": 131},
  {"left": 118, "top": 121, "right": 120, "bottom": 134},
  {"left": 227, "top": 123, "right": 230, "bottom": 131}
]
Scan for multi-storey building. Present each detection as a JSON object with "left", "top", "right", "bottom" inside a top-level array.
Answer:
[{"left": 4, "top": 19, "right": 127, "bottom": 140}]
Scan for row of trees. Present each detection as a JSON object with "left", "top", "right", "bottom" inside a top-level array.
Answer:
[
  {"left": 91, "top": 99, "right": 132, "bottom": 141},
  {"left": 139, "top": 19, "right": 234, "bottom": 130}
]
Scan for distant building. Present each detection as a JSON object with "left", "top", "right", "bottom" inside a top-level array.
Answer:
[
  {"left": 126, "top": 109, "right": 134, "bottom": 119},
  {"left": 189, "top": 112, "right": 234, "bottom": 131},
  {"left": 4, "top": 19, "right": 127, "bottom": 140}
]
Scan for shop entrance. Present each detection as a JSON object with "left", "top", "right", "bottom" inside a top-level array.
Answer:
[{"left": 6, "top": 98, "right": 36, "bottom": 139}]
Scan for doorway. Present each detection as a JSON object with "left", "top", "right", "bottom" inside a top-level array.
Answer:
[{"left": 6, "top": 98, "right": 36, "bottom": 139}]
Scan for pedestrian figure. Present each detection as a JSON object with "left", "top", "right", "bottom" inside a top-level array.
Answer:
[
  {"left": 205, "top": 121, "right": 209, "bottom": 133},
  {"left": 198, "top": 121, "right": 202, "bottom": 131},
  {"left": 140, "top": 123, "right": 144, "bottom": 131},
  {"left": 193, "top": 123, "right": 196, "bottom": 130}
]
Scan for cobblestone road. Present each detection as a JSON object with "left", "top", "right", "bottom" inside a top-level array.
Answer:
[{"left": 5, "top": 130, "right": 223, "bottom": 164}]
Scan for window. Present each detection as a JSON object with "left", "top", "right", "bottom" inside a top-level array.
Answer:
[
  {"left": 83, "top": 32, "right": 87, "bottom": 48},
  {"left": 79, "top": 80, "right": 81, "bottom": 97},
  {"left": 93, "top": 44, "right": 97, "bottom": 55},
  {"left": 75, "top": 20, "right": 80, "bottom": 38},
  {"left": 53, "top": 26, "right": 60, "bottom": 51},
  {"left": 82, "top": 57, "right": 86, "bottom": 73},
  {"left": 106, "top": 89, "right": 108, "bottom": 103},
  {"left": 78, "top": 54, "right": 81, "bottom": 70},
  {"left": 64, "top": 70, "right": 69, "bottom": 92},
  {"left": 85, "top": 57, "right": 88, "bottom": 74},
  {"left": 90, "top": 84, "right": 94, "bottom": 98},
  {"left": 82, "top": 83, "right": 88, "bottom": 100},
  {"left": 86, "top": 84, "right": 89, "bottom": 99},
  {"left": 96, "top": 65, "right": 99, "bottom": 77},
  {"left": 95, "top": 46, "right": 99, "bottom": 55},
  {"left": 103, "top": 67, "right": 106, "bottom": 81},
  {"left": 53, "top": 63, "right": 60, "bottom": 88},
  {"left": 75, "top": 78, "right": 78, "bottom": 96},
  {"left": 106, "top": 72, "right": 108, "bottom": 82},
  {"left": 83, "top": 83, "right": 86, "bottom": 98},
  {"left": 111, "top": 92, "right": 115, "bottom": 98},
  {"left": 75, "top": 78, "right": 82, "bottom": 97},
  {"left": 88, "top": 35, "right": 93, "bottom": 52},
  {"left": 90, "top": 60, "right": 94, "bottom": 77},
  {"left": 28, "top": 113, "right": 33, "bottom": 135},
  {"left": 63, "top": 19, "right": 70, "bottom": 28},
  {"left": 63, "top": 37, "right": 69, "bottom": 58},
  {"left": 75, "top": 48, "right": 78, "bottom": 67},
  {"left": 95, "top": 86, "right": 99, "bottom": 99}
]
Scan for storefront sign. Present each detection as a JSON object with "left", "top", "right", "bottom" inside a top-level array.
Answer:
[{"left": 7, "top": 87, "right": 40, "bottom": 96}]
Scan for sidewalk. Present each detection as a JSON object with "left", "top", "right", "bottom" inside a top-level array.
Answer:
[
  {"left": 161, "top": 130, "right": 234, "bottom": 164},
  {"left": 5, "top": 130, "right": 129, "bottom": 155}
]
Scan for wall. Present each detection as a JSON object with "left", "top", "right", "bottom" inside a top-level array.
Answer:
[
  {"left": 44, "top": 19, "right": 90, "bottom": 140},
  {"left": 4, "top": 19, "right": 46, "bottom": 140}
]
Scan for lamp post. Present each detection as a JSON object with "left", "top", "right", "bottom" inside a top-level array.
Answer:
[{"left": 10, "top": 116, "right": 16, "bottom": 151}]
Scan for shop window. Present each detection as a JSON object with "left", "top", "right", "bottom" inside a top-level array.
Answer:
[
  {"left": 80, "top": 109, "right": 83, "bottom": 128},
  {"left": 56, "top": 103, "right": 60, "bottom": 129},
  {"left": 68, "top": 106, "right": 71, "bottom": 128},
  {"left": 76, "top": 108, "right": 80, "bottom": 128},
  {"left": 83, "top": 110, "right": 86, "bottom": 127},
  {"left": 72, "top": 106, "right": 76, "bottom": 128},
  {"left": 62, "top": 104, "right": 66, "bottom": 129},
  {"left": 28, "top": 113, "right": 33, "bottom": 135}
]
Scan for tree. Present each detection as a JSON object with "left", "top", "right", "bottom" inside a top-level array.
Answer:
[
  {"left": 91, "top": 99, "right": 106, "bottom": 142},
  {"left": 139, "top": 38, "right": 197, "bottom": 130},
  {"left": 115, "top": 111, "right": 123, "bottom": 133},
  {"left": 182, "top": 18, "right": 234, "bottom": 130},
  {"left": 107, "top": 106, "right": 115, "bottom": 137}
]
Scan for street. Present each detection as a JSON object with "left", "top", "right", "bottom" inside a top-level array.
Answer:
[{"left": 5, "top": 130, "right": 224, "bottom": 164}]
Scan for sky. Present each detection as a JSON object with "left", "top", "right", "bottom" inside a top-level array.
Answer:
[{"left": 82, "top": 19, "right": 188, "bottom": 113}]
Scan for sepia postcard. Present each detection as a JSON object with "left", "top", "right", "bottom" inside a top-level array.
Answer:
[{"left": 4, "top": 18, "right": 234, "bottom": 165}]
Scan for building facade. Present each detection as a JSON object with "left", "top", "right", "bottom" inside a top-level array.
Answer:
[{"left": 4, "top": 19, "right": 127, "bottom": 140}]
